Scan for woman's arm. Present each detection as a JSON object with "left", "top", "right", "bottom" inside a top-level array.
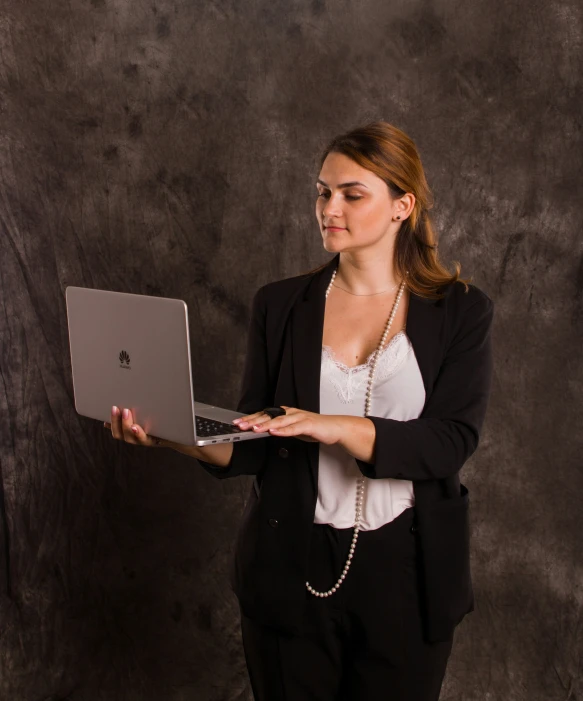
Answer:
[
  {"left": 349, "top": 292, "right": 494, "bottom": 482},
  {"left": 171, "top": 442, "right": 233, "bottom": 468},
  {"left": 328, "top": 416, "right": 376, "bottom": 463}
]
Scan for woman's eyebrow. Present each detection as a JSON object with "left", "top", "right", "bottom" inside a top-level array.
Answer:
[{"left": 317, "top": 179, "right": 369, "bottom": 189}]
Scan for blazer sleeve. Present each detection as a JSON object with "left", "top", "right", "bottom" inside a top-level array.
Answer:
[
  {"left": 196, "top": 284, "right": 271, "bottom": 479},
  {"left": 355, "top": 292, "right": 494, "bottom": 482}
]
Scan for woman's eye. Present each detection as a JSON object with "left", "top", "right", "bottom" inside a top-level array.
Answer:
[{"left": 317, "top": 192, "right": 362, "bottom": 201}]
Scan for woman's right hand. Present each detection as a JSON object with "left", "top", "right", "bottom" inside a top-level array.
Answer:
[
  {"left": 104, "top": 405, "right": 233, "bottom": 467},
  {"left": 104, "top": 406, "right": 168, "bottom": 448}
]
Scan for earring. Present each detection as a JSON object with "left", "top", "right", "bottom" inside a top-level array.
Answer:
[{"left": 396, "top": 216, "right": 401, "bottom": 220}]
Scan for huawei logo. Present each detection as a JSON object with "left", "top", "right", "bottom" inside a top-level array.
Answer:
[{"left": 119, "top": 350, "right": 131, "bottom": 369}]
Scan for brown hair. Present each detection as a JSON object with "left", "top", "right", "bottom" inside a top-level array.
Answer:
[{"left": 304, "top": 121, "right": 471, "bottom": 299}]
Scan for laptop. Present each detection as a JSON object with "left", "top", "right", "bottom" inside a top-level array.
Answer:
[{"left": 65, "top": 286, "right": 271, "bottom": 447}]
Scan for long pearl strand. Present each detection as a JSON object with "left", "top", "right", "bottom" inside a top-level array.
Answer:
[{"left": 305, "top": 267, "right": 407, "bottom": 598}]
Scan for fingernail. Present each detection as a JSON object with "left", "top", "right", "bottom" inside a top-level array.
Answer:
[
  {"left": 131, "top": 426, "right": 138, "bottom": 433},
  {"left": 112, "top": 406, "right": 119, "bottom": 416},
  {"left": 122, "top": 408, "right": 129, "bottom": 419},
  {"left": 232, "top": 418, "right": 241, "bottom": 424},
  {"left": 239, "top": 421, "right": 248, "bottom": 427}
]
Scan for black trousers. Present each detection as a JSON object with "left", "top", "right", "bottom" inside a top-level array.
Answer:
[{"left": 240, "top": 506, "right": 454, "bottom": 701}]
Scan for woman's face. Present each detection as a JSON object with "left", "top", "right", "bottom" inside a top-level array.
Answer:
[{"left": 316, "top": 152, "right": 408, "bottom": 254}]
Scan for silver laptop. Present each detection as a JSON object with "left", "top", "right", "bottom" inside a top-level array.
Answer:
[{"left": 65, "top": 286, "right": 270, "bottom": 447}]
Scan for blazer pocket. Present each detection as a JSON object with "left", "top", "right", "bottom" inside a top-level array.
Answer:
[{"left": 416, "top": 483, "right": 474, "bottom": 642}]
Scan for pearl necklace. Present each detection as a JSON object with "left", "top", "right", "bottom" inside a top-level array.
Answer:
[{"left": 305, "top": 266, "right": 407, "bottom": 598}]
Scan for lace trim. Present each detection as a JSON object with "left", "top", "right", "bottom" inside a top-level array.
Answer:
[{"left": 321, "top": 330, "right": 411, "bottom": 404}]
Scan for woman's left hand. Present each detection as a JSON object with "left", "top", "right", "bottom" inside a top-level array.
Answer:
[{"left": 233, "top": 406, "right": 342, "bottom": 445}]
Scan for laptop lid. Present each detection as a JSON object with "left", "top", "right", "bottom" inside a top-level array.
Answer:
[{"left": 65, "top": 286, "right": 198, "bottom": 445}]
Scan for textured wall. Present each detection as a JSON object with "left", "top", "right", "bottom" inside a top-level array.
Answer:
[{"left": 0, "top": 0, "right": 581, "bottom": 699}]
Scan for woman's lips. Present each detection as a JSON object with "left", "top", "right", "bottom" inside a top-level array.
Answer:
[{"left": 325, "top": 226, "right": 345, "bottom": 231}]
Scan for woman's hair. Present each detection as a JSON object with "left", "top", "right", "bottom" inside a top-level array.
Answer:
[{"left": 305, "top": 120, "right": 471, "bottom": 299}]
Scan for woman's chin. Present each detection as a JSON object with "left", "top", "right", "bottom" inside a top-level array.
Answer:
[{"left": 322, "top": 234, "right": 347, "bottom": 253}]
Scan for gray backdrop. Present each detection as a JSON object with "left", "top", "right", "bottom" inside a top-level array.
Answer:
[{"left": 1, "top": 0, "right": 581, "bottom": 699}]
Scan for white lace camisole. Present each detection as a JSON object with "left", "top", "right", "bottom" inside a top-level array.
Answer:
[{"left": 314, "top": 329, "right": 426, "bottom": 531}]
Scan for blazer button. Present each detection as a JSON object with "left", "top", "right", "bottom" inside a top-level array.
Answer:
[
  {"left": 410, "top": 524, "right": 418, "bottom": 534},
  {"left": 278, "top": 448, "right": 289, "bottom": 458},
  {"left": 268, "top": 518, "right": 279, "bottom": 528}
]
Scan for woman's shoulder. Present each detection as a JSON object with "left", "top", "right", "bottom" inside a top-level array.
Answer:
[
  {"left": 255, "top": 269, "right": 319, "bottom": 310},
  {"left": 438, "top": 279, "right": 494, "bottom": 314},
  {"left": 255, "top": 270, "right": 494, "bottom": 323},
  {"left": 436, "top": 280, "right": 494, "bottom": 346}
]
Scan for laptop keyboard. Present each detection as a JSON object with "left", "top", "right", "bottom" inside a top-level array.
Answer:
[{"left": 196, "top": 416, "right": 245, "bottom": 438}]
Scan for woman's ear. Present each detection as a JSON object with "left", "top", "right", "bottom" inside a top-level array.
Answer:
[{"left": 397, "top": 193, "right": 416, "bottom": 221}]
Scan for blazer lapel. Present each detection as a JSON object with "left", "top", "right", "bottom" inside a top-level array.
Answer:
[
  {"left": 405, "top": 289, "right": 445, "bottom": 397},
  {"left": 290, "top": 253, "right": 445, "bottom": 482},
  {"left": 291, "top": 255, "right": 339, "bottom": 416}
]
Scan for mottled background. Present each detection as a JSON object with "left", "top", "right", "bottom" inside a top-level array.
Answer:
[{"left": 0, "top": 0, "right": 581, "bottom": 698}]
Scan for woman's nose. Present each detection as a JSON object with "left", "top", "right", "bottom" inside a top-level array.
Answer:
[{"left": 322, "top": 196, "right": 342, "bottom": 217}]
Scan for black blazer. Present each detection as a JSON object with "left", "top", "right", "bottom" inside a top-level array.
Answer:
[{"left": 199, "top": 253, "right": 495, "bottom": 643}]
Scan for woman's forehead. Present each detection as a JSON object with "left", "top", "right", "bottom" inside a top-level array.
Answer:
[{"left": 318, "top": 154, "right": 382, "bottom": 188}]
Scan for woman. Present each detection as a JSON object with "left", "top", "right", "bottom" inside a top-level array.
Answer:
[{"left": 107, "top": 121, "right": 494, "bottom": 700}]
